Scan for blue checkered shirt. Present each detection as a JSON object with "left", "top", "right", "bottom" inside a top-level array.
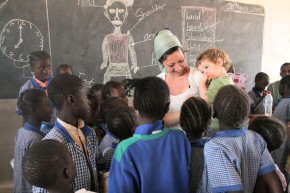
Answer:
[
  {"left": 198, "top": 128, "right": 275, "bottom": 193},
  {"left": 33, "top": 122, "right": 99, "bottom": 193},
  {"left": 14, "top": 124, "right": 44, "bottom": 193}
]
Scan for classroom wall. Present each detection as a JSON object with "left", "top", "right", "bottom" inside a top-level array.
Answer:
[
  {"left": 0, "top": 0, "right": 290, "bottom": 192},
  {"left": 240, "top": 0, "right": 290, "bottom": 84}
]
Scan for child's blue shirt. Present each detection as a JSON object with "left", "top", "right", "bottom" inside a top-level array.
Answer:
[
  {"left": 108, "top": 120, "right": 191, "bottom": 193},
  {"left": 14, "top": 123, "right": 44, "bottom": 193},
  {"left": 199, "top": 128, "right": 275, "bottom": 193},
  {"left": 33, "top": 119, "right": 99, "bottom": 193}
]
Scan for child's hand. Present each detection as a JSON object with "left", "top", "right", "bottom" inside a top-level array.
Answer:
[{"left": 200, "top": 74, "right": 211, "bottom": 88}]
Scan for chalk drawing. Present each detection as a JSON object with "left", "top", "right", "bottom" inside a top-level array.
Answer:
[
  {"left": 79, "top": 72, "right": 95, "bottom": 87},
  {"left": 100, "top": 0, "right": 138, "bottom": 83},
  {"left": 0, "top": 0, "right": 8, "bottom": 12},
  {"left": 0, "top": 19, "right": 44, "bottom": 66}
]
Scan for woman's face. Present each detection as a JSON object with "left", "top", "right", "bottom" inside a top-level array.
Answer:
[{"left": 162, "top": 48, "right": 188, "bottom": 76}]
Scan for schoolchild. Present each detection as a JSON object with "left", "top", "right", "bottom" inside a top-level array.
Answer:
[
  {"left": 87, "top": 83, "right": 104, "bottom": 143},
  {"left": 248, "top": 72, "right": 270, "bottom": 114},
  {"left": 102, "top": 80, "right": 128, "bottom": 104},
  {"left": 17, "top": 51, "right": 52, "bottom": 115},
  {"left": 199, "top": 85, "right": 283, "bottom": 193},
  {"left": 272, "top": 75, "right": 290, "bottom": 178},
  {"left": 108, "top": 76, "right": 191, "bottom": 193},
  {"left": 98, "top": 97, "right": 128, "bottom": 160},
  {"left": 56, "top": 64, "right": 74, "bottom": 75},
  {"left": 102, "top": 106, "right": 137, "bottom": 172},
  {"left": 14, "top": 89, "right": 52, "bottom": 193},
  {"left": 180, "top": 96, "right": 211, "bottom": 193},
  {"left": 33, "top": 74, "right": 99, "bottom": 192},
  {"left": 23, "top": 140, "right": 96, "bottom": 193},
  {"left": 196, "top": 48, "right": 234, "bottom": 132},
  {"left": 249, "top": 116, "right": 287, "bottom": 192},
  {"left": 268, "top": 62, "right": 290, "bottom": 108}
]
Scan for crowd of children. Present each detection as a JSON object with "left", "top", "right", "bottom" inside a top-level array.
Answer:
[{"left": 12, "top": 29, "right": 290, "bottom": 193}]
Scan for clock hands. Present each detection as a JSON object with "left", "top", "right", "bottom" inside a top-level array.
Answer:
[{"left": 14, "top": 24, "right": 23, "bottom": 49}]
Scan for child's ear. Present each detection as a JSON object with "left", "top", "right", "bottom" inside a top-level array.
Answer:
[
  {"left": 67, "top": 95, "right": 75, "bottom": 106},
  {"left": 30, "top": 64, "right": 35, "bottom": 72},
  {"left": 216, "top": 58, "right": 223, "bottom": 67},
  {"left": 63, "top": 167, "right": 74, "bottom": 180}
]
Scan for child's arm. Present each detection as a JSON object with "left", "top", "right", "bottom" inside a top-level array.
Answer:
[
  {"left": 199, "top": 74, "right": 210, "bottom": 103},
  {"left": 262, "top": 171, "right": 283, "bottom": 193},
  {"left": 100, "top": 37, "right": 109, "bottom": 70},
  {"left": 128, "top": 32, "right": 138, "bottom": 73}
]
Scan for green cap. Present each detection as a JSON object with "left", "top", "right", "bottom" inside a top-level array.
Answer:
[{"left": 154, "top": 30, "right": 182, "bottom": 62}]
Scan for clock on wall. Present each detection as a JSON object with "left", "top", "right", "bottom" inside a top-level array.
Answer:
[{"left": 0, "top": 19, "right": 44, "bottom": 63}]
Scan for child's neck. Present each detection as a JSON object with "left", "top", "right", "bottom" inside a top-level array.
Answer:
[
  {"left": 48, "top": 186, "right": 73, "bottom": 193},
  {"left": 218, "top": 68, "right": 228, "bottom": 78},
  {"left": 26, "top": 117, "right": 42, "bottom": 129},
  {"left": 219, "top": 122, "right": 241, "bottom": 131},
  {"left": 138, "top": 115, "right": 159, "bottom": 126},
  {"left": 283, "top": 90, "right": 290, "bottom": 98},
  {"left": 58, "top": 111, "right": 78, "bottom": 127}
]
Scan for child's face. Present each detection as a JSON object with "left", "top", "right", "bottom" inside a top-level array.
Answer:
[
  {"left": 255, "top": 78, "right": 269, "bottom": 92},
  {"left": 74, "top": 83, "right": 91, "bottom": 122},
  {"left": 163, "top": 48, "right": 188, "bottom": 76},
  {"left": 111, "top": 86, "right": 128, "bottom": 104},
  {"left": 36, "top": 96, "right": 53, "bottom": 123},
  {"left": 280, "top": 65, "right": 290, "bottom": 77},
  {"left": 279, "top": 83, "right": 286, "bottom": 96},
  {"left": 197, "top": 58, "right": 223, "bottom": 80},
  {"left": 58, "top": 67, "right": 73, "bottom": 75},
  {"left": 32, "top": 58, "right": 52, "bottom": 82}
]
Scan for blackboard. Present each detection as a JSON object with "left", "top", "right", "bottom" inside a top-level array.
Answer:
[{"left": 0, "top": 0, "right": 264, "bottom": 99}]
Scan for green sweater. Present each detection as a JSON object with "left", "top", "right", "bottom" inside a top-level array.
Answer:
[{"left": 208, "top": 76, "right": 234, "bottom": 131}]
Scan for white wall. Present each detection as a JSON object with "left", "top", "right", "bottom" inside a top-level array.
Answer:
[{"left": 237, "top": 0, "right": 290, "bottom": 84}]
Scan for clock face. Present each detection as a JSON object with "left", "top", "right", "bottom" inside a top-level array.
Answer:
[{"left": 0, "top": 19, "right": 44, "bottom": 63}]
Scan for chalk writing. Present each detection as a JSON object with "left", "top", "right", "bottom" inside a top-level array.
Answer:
[
  {"left": 224, "top": 1, "right": 264, "bottom": 16},
  {"left": 135, "top": 2, "right": 167, "bottom": 21},
  {"left": 182, "top": 6, "right": 217, "bottom": 65}
]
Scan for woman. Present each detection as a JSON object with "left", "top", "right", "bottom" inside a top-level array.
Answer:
[{"left": 154, "top": 29, "right": 202, "bottom": 129}]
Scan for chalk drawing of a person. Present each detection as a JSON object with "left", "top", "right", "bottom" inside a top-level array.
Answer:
[{"left": 100, "top": 0, "right": 138, "bottom": 83}]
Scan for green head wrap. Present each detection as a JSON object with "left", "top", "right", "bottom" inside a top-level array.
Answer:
[{"left": 154, "top": 30, "right": 182, "bottom": 72}]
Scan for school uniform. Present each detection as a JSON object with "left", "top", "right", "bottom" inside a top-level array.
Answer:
[
  {"left": 272, "top": 97, "right": 290, "bottom": 177},
  {"left": 33, "top": 118, "right": 99, "bottom": 193},
  {"left": 14, "top": 123, "right": 45, "bottom": 193},
  {"left": 248, "top": 87, "right": 266, "bottom": 114},
  {"left": 199, "top": 128, "right": 275, "bottom": 193},
  {"left": 108, "top": 120, "right": 191, "bottom": 193},
  {"left": 99, "top": 132, "right": 119, "bottom": 158},
  {"left": 102, "top": 143, "right": 117, "bottom": 172},
  {"left": 17, "top": 76, "right": 52, "bottom": 115}
]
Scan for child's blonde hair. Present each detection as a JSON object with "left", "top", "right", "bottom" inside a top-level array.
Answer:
[{"left": 195, "top": 48, "right": 232, "bottom": 71}]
